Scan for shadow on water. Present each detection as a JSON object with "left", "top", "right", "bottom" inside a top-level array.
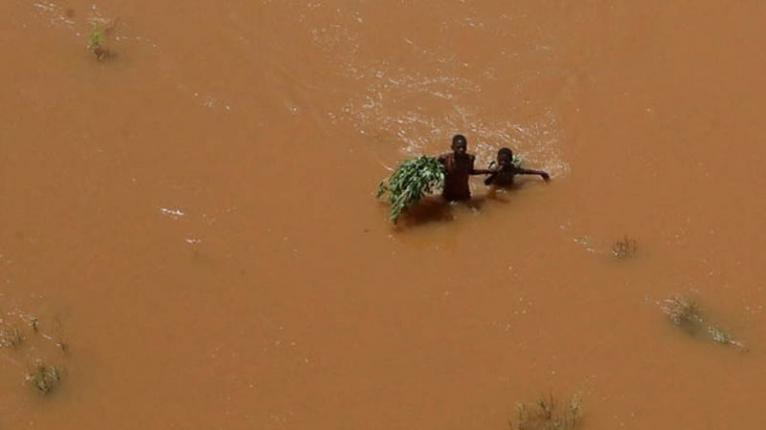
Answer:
[
  {"left": 395, "top": 186, "right": 516, "bottom": 228},
  {"left": 397, "top": 196, "right": 455, "bottom": 227}
]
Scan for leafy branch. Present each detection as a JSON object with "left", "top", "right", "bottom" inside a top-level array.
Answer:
[{"left": 377, "top": 156, "right": 445, "bottom": 224}]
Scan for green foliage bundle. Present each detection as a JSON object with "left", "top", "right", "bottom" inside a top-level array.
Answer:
[{"left": 377, "top": 156, "right": 445, "bottom": 223}]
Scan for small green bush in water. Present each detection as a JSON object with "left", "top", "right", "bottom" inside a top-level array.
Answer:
[
  {"left": 378, "top": 156, "right": 445, "bottom": 223},
  {"left": 87, "top": 23, "right": 114, "bottom": 60},
  {"left": 88, "top": 28, "right": 105, "bottom": 49}
]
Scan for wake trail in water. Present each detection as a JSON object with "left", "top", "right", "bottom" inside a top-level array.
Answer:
[{"left": 302, "top": 4, "right": 571, "bottom": 178}]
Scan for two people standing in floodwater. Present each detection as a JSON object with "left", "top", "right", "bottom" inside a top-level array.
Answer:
[{"left": 438, "top": 134, "right": 550, "bottom": 201}]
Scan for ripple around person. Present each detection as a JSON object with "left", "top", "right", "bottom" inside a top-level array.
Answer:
[{"left": 378, "top": 134, "right": 550, "bottom": 224}]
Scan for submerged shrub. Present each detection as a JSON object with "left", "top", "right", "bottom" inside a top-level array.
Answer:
[
  {"left": 611, "top": 236, "right": 638, "bottom": 259},
  {"left": 28, "top": 316, "right": 39, "bottom": 333},
  {"left": 87, "top": 21, "right": 116, "bottom": 60},
  {"left": 661, "top": 295, "right": 746, "bottom": 350},
  {"left": 27, "top": 363, "right": 61, "bottom": 394},
  {"left": 0, "top": 326, "right": 23, "bottom": 348},
  {"left": 661, "top": 295, "right": 703, "bottom": 332},
  {"left": 512, "top": 393, "right": 583, "bottom": 430},
  {"left": 377, "top": 156, "right": 445, "bottom": 223},
  {"left": 88, "top": 27, "right": 107, "bottom": 59}
]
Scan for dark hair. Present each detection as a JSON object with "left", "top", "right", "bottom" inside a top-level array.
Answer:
[
  {"left": 498, "top": 147, "right": 513, "bottom": 157},
  {"left": 452, "top": 134, "right": 467, "bottom": 146}
]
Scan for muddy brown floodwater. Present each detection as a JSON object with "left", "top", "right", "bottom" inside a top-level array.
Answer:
[{"left": 2, "top": 0, "right": 766, "bottom": 428}]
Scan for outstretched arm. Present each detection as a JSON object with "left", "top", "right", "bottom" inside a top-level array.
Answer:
[
  {"left": 468, "top": 156, "right": 495, "bottom": 175},
  {"left": 483, "top": 172, "right": 499, "bottom": 185},
  {"left": 516, "top": 168, "right": 550, "bottom": 181},
  {"left": 471, "top": 168, "right": 495, "bottom": 175}
]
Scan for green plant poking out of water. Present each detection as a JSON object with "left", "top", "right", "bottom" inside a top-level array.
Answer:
[
  {"left": 512, "top": 393, "right": 583, "bottom": 430},
  {"left": 87, "top": 24, "right": 112, "bottom": 60},
  {"left": 27, "top": 363, "right": 61, "bottom": 394},
  {"left": 377, "top": 156, "right": 445, "bottom": 224}
]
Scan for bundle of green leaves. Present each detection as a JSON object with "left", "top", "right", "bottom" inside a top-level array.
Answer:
[{"left": 377, "top": 156, "right": 445, "bottom": 223}]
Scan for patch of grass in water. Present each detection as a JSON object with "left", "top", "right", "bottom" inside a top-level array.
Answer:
[
  {"left": 0, "top": 326, "right": 23, "bottom": 348},
  {"left": 707, "top": 326, "right": 746, "bottom": 349},
  {"left": 511, "top": 393, "right": 583, "bottom": 430},
  {"left": 661, "top": 295, "right": 746, "bottom": 350},
  {"left": 611, "top": 236, "right": 637, "bottom": 259},
  {"left": 87, "top": 21, "right": 116, "bottom": 60},
  {"left": 27, "top": 362, "right": 61, "bottom": 394},
  {"left": 28, "top": 316, "right": 39, "bottom": 333},
  {"left": 661, "top": 295, "right": 703, "bottom": 334}
]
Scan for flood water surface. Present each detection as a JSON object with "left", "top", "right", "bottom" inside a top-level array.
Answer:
[{"left": 2, "top": 1, "right": 766, "bottom": 428}]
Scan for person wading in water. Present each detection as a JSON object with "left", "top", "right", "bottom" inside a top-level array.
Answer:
[
  {"left": 483, "top": 147, "right": 550, "bottom": 187},
  {"left": 438, "top": 134, "right": 487, "bottom": 201}
]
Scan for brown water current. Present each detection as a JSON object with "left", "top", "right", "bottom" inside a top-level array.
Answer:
[{"left": 2, "top": 1, "right": 766, "bottom": 428}]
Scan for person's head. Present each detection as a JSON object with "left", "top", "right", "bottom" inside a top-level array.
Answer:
[
  {"left": 451, "top": 134, "right": 468, "bottom": 155},
  {"left": 497, "top": 147, "right": 513, "bottom": 166}
]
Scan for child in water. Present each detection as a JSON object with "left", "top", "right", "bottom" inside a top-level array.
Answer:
[
  {"left": 484, "top": 147, "right": 550, "bottom": 187},
  {"left": 438, "top": 134, "right": 484, "bottom": 201}
]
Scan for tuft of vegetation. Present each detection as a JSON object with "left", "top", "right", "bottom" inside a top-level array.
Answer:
[
  {"left": 87, "top": 23, "right": 114, "bottom": 60},
  {"left": 611, "top": 236, "right": 637, "bottom": 259},
  {"left": 0, "top": 326, "right": 23, "bottom": 348},
  {"left": 661, "top": 295, "right": 702, "bottom": 332},
  {"left": 708, "top": 326, "right": 734, "bottom": 345},
  {"left": 377, "top": 156, "right": 445, "bottom": 224},
  {"left": 27, "top": 363, "right": 61, "bottom": 394},
  {"left": 28, "top": 316, "right": 39, "bottom": 333},
  {"left": 511, "top": 393, "right": 583, "bottom": 430},
  {"left": 661, "top": 295, "right": 746, "bottom": 350}
]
